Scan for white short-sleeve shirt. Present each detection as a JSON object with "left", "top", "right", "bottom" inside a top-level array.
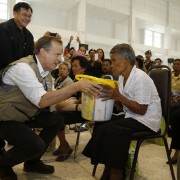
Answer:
[
  {"left": 2, "top": 56, "right": 48, "bottom": 107},
  {"left": 118, "top": 66, "right": 162, "bottom": 132}
]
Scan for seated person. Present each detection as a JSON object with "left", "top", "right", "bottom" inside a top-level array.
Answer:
[
  {"left": 88, "top": 49, "right": 96, "bottom": 63},
  {"left": 135, "top": 55, "right": 147, "bottom": 72},
  {"left": 154, "top": 58, "right": 162, "bottom": 65},
  {"left": 54, "top": 61, "right": 73, "bottom": 89},
  {"left": 82, "top": 43, "right": 162, "bottom": 180},
  {"left": 167, "top": 59, "right": 180, "bottom": 164},
  {"left": 102, "top": 59, "right": 112, "bottom": 75},
  {"left": 52, "top": 55, "right": 92, "bottom": 161},
  {"left": 101, "top": 58, "right": 118, "bottom": 80},
  {"left": 64, "top": 51, "right": 74, "bottom": 63}
]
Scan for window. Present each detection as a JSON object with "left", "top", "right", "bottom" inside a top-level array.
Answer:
[
  {"left": 154, "top": 32, "right": 161, "bottom": 48},
  {"left": 144, "top": 30, "right": 162, "bottom": 48},
  {"left": 0, "top": 0, "right": 8, "bottom": 20},
  {"left": 0, "top": 0, "right": 29, "bottom": 20},
  {"left": 144, "top": 30, "right": 153, "bottom": 46}
]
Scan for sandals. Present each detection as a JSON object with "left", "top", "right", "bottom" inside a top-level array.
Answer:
[
  {"left": 74, "top": 126, "right": 88, "bottom": 132},
  {"left": 55, "top": 148, "right": 73, "bottom": 162},
  {"left": 52, "top": 148, "right": 61, "bottom": 156}
]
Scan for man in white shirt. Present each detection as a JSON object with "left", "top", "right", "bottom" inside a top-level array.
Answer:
[{"left": 0, "top": 36, "right": 101, "bottom": 180}]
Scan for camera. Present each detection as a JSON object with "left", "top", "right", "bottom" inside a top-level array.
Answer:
[{"left": 49, "top": 32, "right": 57, "bottom": 37}]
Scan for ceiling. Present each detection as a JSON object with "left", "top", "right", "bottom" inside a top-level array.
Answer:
[
  {"left": 136, "top": 19, "right": 165, "bottom": 33},
  {"left": 86, "top": 4, "right": 129, "bottom": 24},
  {"left": 28, "top": 0, "right": 129, "bottom": 24},
  {"left": 28, "top": 0, "right": 80, "bottom": 11},
  {"left": 28, "top": 0, "right": 180, "bottom": 37}
]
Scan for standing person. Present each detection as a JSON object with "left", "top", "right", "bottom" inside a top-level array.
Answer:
[
  {"left": 89, "top": 49, "right": 96, "bottom": 63},
  {"left": 64, "top": 36, "right": 82, "bottom": 58},
  {"left": 92, "top": 48, "right": 105, "bottom": 77},
  {"left": 0, "top": 1, "right": 34, "bottom": 155},
  {"left": 0, "top": 36, "right": 102, "bottom": 180},
  {"left": 82, "top": 44, "right": 162, "bottom": 179},
  {"left": 96, "top": 48, "right": 105, "bottom": 63},
  {"left": 0, "top": 2, "right": 34, "bottom": 70},
  {"left": 64, "top": 36, "right": 74, "bottom": 56},
  {"left": 144, "top": 50, "right": 154, "bottom": 71}
]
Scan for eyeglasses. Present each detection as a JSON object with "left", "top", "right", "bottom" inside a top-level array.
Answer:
[{"left": 19, "top": 13, "right": 32, "bottom": 19}]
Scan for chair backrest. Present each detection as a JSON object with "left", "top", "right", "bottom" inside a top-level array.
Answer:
[{"left": 148, "top": 65, "right": 171, "bottom": 133}]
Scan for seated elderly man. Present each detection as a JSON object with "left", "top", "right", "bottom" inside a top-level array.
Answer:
[{"left": 82, "top": 44, "right": 162, "bottom": 180}]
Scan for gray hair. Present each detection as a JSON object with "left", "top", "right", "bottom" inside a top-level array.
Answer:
[
  {"left": 110, "top": 43, "right": 135, "bottom": 66},
  {"left": 59, "top": 61, "right": 71, "bottom": 72}
]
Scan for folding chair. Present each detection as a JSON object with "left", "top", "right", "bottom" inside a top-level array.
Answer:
[
  {"left": 74, "top": 121, "right": 94, "bottom": 159},
  {"left": 129, "top": 65, "right": 175, "bottom": 179}
]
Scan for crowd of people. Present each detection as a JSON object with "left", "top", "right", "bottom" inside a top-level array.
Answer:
[{"left": 0, "top": 2, "right": 180, "bottom": 180}]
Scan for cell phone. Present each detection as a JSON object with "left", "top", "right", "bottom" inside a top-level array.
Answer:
[
  {"left": 49, "top": 32, "right": 57, "bottom": 37},
  {"left": 95, "top": 53, "right": 98, "bottom": 60},
  {"left": 76, "top": 51, "right": 83, "bottom": 56}
]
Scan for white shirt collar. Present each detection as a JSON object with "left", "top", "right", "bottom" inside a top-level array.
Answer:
[
  {"left": 119, "top": 65, "right": 136, "bottom": 90},
  {"left": 125, "top": 65, "right": 136, "bottom": 86},
  {"left": 35, "top": 55, "right": 49, "bottom": 78}
]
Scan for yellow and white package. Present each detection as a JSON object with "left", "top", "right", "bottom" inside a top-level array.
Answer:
[{"left": 75, "top": 75, "right": 116, "bottom": 121}]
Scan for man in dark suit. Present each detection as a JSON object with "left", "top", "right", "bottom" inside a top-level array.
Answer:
[
  {"left": 0, "top": 2, "right": 34, "bottom": 160},
  {"left": 0, "top": 2, "right": 34, "bottom": 70}
]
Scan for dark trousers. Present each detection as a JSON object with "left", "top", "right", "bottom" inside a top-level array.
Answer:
[
  {"left": 0, "top": 111, "right": 64, "bottom": 168},
  {"left": 170, "top": 102, "right": 180, "bottom": 149},
  {"left": 61, "top": 111, "right": 85, "bottom": 125},
  {"left": 82, "top": 115, "right": 152, "bottom": 169}
]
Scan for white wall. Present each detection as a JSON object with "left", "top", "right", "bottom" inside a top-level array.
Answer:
[
  {"left": 31, "top": 4, "right": 77, "bottom": 31},
  {"left": 86, "top": 17, "right": 114, "bottom": 38},
  {"left": 135, "top": 0, "right": 167, "bottom": 26},
  {"left": 114, "top": 22, "right": 128, "bottom": 41}
]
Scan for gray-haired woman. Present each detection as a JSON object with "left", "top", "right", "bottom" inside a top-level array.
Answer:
[{"left": 54, "top": 61, "right": 73, "bottom": 89}]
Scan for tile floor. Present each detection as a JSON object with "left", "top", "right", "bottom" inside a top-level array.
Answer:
[{"left": 7, "top": 126, "right": 177, "bottom": 180}]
